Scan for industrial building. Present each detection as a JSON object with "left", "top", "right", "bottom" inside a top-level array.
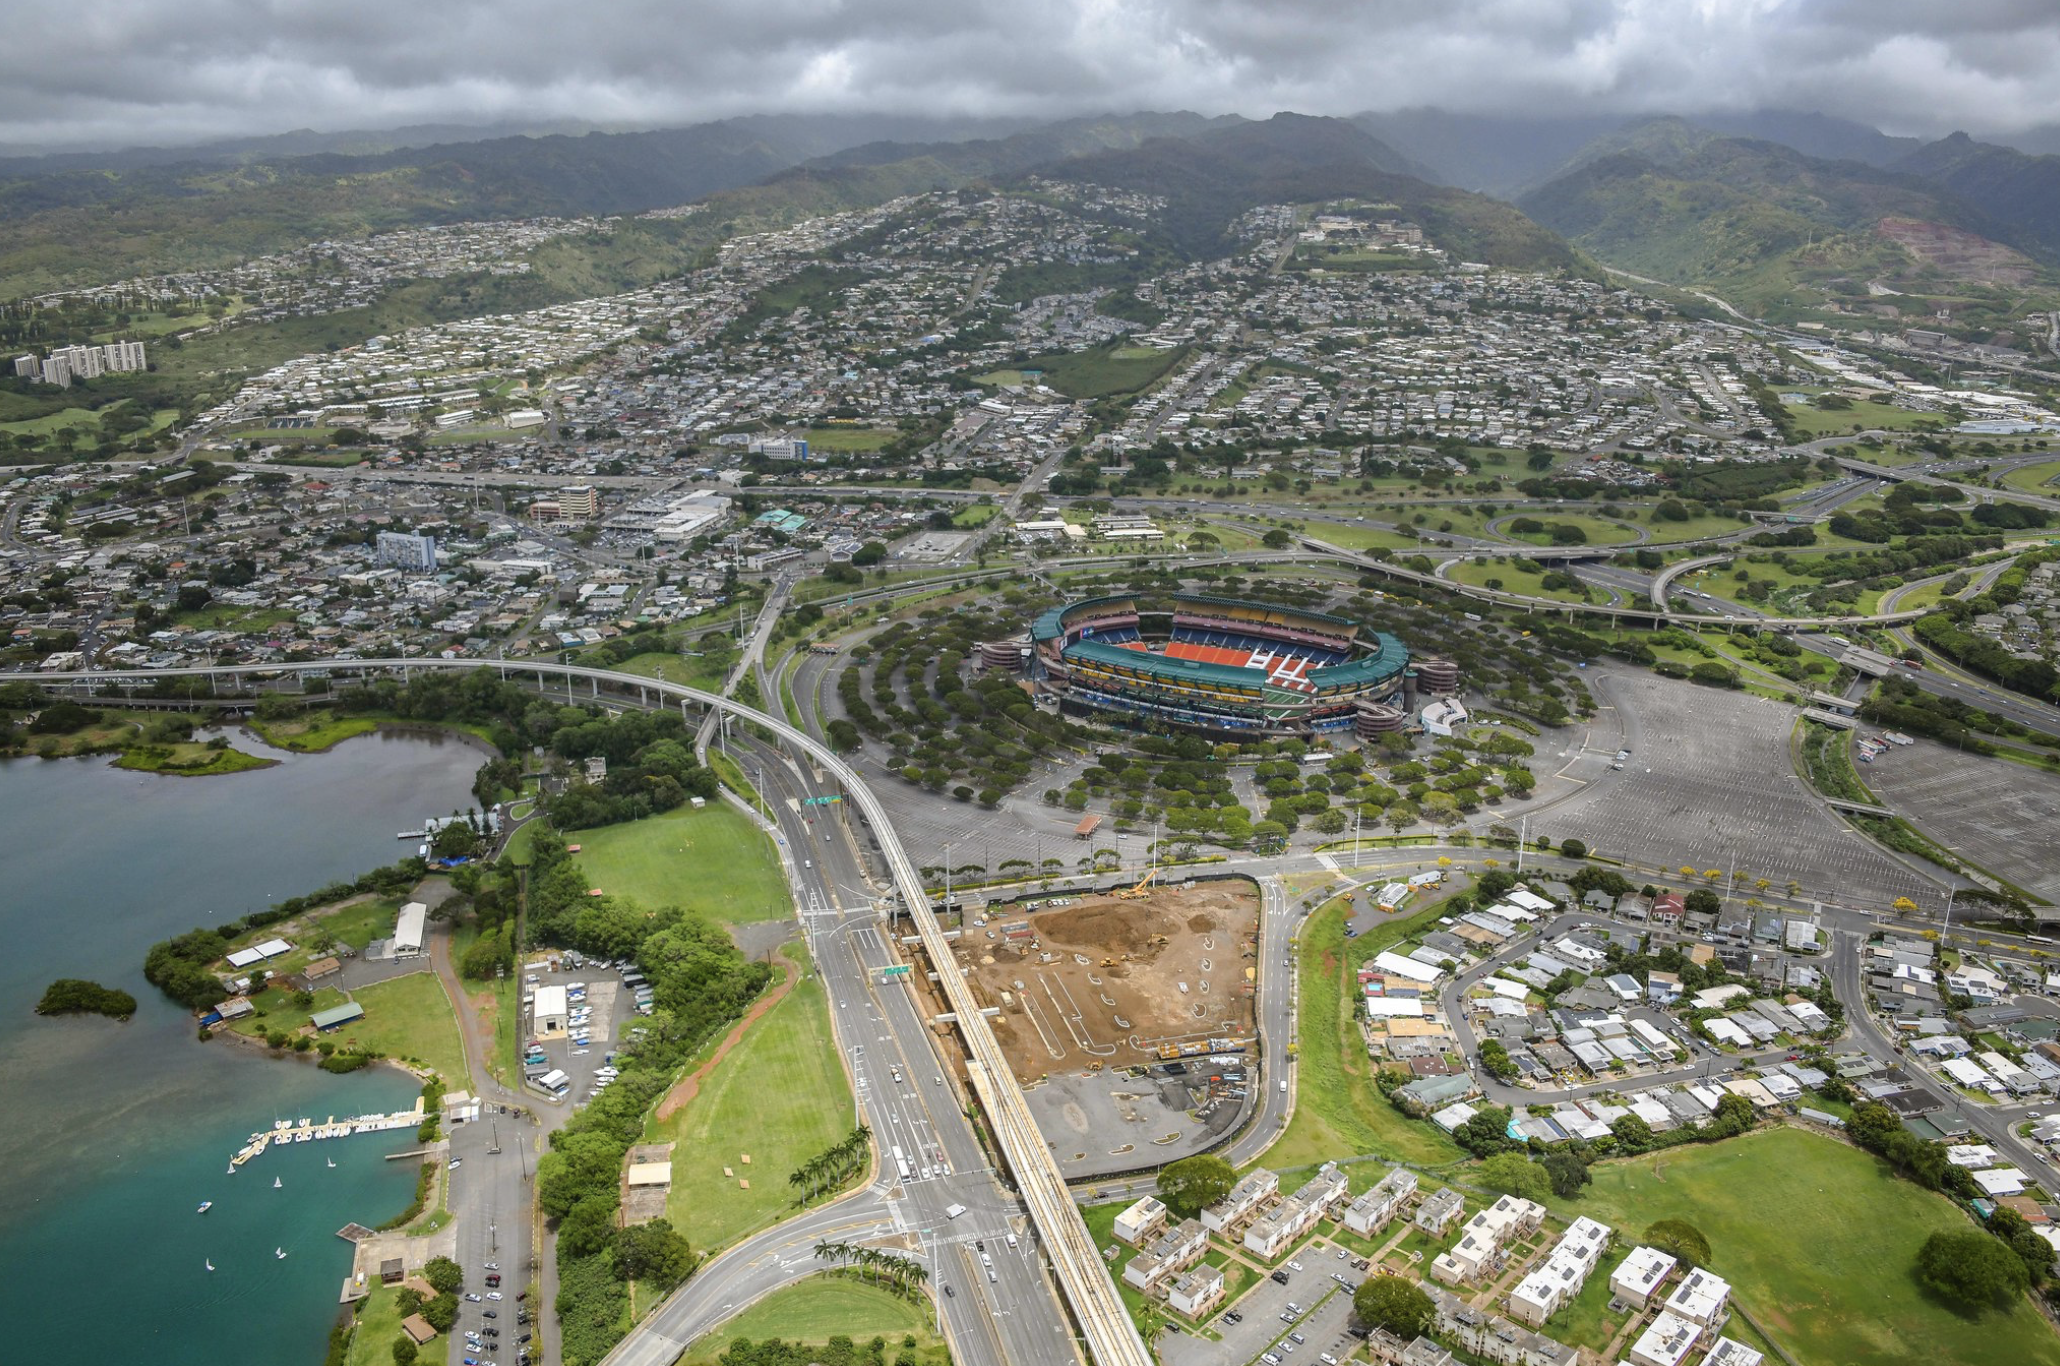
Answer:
[
  {"left": 532, "top": 984, "right": 568, "bottom": 1037},
  {"left": 1028, "top": 593, "right": 1451, "bottom": 739},
  {"left": 393, "top": 902, "right": 428, "bottom": 958}
]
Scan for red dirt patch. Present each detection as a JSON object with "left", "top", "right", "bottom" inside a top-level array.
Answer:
[{"left": 652, "top": 952, "right": 799, "bottom": 1122}]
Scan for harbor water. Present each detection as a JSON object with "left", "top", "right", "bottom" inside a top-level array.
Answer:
[{"left": 0, "top": 728, "right": 485, "bottom": 1364}]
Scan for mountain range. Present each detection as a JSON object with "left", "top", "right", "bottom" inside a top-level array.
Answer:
[{"left": 5, "top": 101, "right": 2060, "bottom": 335}]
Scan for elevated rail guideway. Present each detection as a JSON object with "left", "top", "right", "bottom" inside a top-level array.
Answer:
[{"left": 6, "top": 658, "right": 1152, "bottom": 1366}]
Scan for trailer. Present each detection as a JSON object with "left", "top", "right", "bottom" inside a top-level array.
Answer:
[{"left": 1074, "top": 813, "right": 1103, "bottom": 840}]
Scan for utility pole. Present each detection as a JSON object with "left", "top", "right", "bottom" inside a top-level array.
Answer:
[{"left": 1516, "top": 813, "right": 1529, "bottom": 874}]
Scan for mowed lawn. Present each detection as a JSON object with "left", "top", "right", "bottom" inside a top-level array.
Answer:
[
  {"left": 570, "top": 802, "right": 792, "bottom": 925},
  {"left": 329, "top": 971, "right": 470, "bottom": 1088},
  {"left": 1551, "top": 1127, "right": 2059, "bottom": 1366},
  {"left": 649, "top": 958, "right": 853, "bottom": 1252},
  {"left": 679, "top": 1275, "right": 946, "bottom": 1365}
]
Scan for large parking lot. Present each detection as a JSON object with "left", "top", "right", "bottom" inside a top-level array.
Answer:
[
  {"left": 521, "top": 952, "right": 645, "bottom": 1108},
  {"left": 1865, "top": 735, "right": 2060, "bottom": 902},
  {"left": 1544, "top": 672, "right": 1935, "bottom": 908},
  {"left": 1160, "top": 1236, "right": 1364, "bottom": 1366}
]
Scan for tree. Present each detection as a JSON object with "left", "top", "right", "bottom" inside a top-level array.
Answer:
[
  {"left": 1477, "top": 1152, "right": 1551, "bottom": 1203},
  {"left": 1644, "top": 1219, "right": 1711, "bottom": 1269},
  {"left": 392, "top": 1337, "right": 418, "bottom": 1366},
  {"left": 851, "top": 541, "right": 888, "bottom": 567},
  {"left": 423, "top": 1255, "right": 463, "bottom": 1295},
  {"left": 1156, "top": 1154, "right": 1235, "bottom": 1219},
  {"left": 1683, "top": 888, "right": 1721, "bottom": 916},
  {"left": 615, "top": 1218, "right": 696, "bottom": 1290},
  {"left": 1543, "top": 1151, "right": 1591, "bottom": 1199},
  {"left": 1353, "top": 1275, "right": 1434, "bottom": 1337},
  {"left": 1916, "top": 1230, "right": 2029, "bottom": 1310},
  {"left": 1559, "top": 837, "right": 1587, "bottom": 860}
]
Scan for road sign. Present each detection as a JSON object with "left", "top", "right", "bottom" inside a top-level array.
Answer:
[
  {"left": 803, "top": 795, "right": 842, "bottom": 806},
  {"left": 879, "top": 964, "right": 912, "bottom": 979}
]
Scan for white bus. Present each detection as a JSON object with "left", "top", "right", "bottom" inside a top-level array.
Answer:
[{"left": 892, "top": 1145, "right": 912, "bottom": 1181}]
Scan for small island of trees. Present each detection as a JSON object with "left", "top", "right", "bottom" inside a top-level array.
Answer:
[{"left": 37, "top": 978, "right": 138, "bottom": 1019}]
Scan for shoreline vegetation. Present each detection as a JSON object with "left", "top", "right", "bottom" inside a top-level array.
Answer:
[{"left": 36, "top": 978, "right": 137, "bottom": 1019}]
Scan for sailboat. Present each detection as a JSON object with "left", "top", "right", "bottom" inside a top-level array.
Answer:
[
  {"left": 326, "top": 1156, "right": 336, "bottom": 1169},
  {"left": 205, "top": 1259, "right": 215, "bottom": 1272},
  {"left": 197, "top": 1201, "right": 212, "bottom": 1214},
  {"left": 275, "top": 1248, "right": 288, "bottom": 1260},
  {"left": 272, "top": 1176, "right": 282, "bottom": 1189}
]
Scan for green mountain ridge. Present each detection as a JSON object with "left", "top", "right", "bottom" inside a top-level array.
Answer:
[
  {"left": 1515, "top": 127, "right": 2059, "bottom": 320},
  {"left": 1014, "top": 113, "right": 1581, "bottom": 270}
]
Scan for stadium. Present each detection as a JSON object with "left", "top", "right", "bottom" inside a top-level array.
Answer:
[{"left": 1028, "top": 593, "right": 1446, "bottom": 739}]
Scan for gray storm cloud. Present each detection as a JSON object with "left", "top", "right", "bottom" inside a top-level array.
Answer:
[{"left": 3, "top": 0, "right": 2058, "bottom": 150}]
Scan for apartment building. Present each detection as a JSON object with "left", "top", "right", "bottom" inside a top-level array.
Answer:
[
  {"left": 1506, "top": 1216, "right": 1612, "bottom": 1327},
  {"left": 1202, "top": 1168, "right": 1279, "bottom": 1234},
  {"left": 1122, "top": 1217, "right": 1207, "bottom": 1293},
  {"left": 1342, "top": 1167, "right": 1418, "bottom": 1238},
  {"left": 1430, "top": 1194, "right": 1545, "bottom": 1285}
]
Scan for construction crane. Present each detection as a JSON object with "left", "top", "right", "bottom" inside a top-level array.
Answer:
[{"left": 1116, "top": 865, "right": 1158, "bottom": 900}]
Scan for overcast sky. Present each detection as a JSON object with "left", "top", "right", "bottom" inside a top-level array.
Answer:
[{"left": 7, "top": 0, "right": 2060, "bottom": 152}]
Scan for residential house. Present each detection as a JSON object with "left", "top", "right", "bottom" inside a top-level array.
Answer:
[
  {"left": 1431, "top": 1195, "right": 1545, "bottom": 1285},
  {"left": 1122, "top": 1217, "right": 1207, "bottom": 1292},
  {"left": 1626, "top": 1312, "right": 1702, "bottom": 1366},
  {"left": 1201, "top": 1168, "right": 1278, "bottom": 1234},
  {"left": 1663, "top": 1267, "right": 1731, "bottom": 1337},
  {"left": 1425, "top": 1284, "right": 1578, "bottom": 1366},
  {"left": 1113, "top": 1195, "right": 1168, "bottom": 1246},
  {"left": 1700, "top": 1341, "right": 1764, "bottom": 1366},
  {"left": 1244, "top": 1162, "right": 1350, "bottom": 1259},
  {"left": 1646, "top": 971, "right": 1682, "bottom": 1006},
  {"left": 1610, "top": 1245, "right": 1677, "bottom": 1309},
  {"left": 1507, "top": 1217, "right": 1613, "bottom": 1327},
  {"left": 1167, "top": 1263, "right": 1226, "bottom": 1319},
  {"left": 1415, "top": 1187, "right": 1465, "bottom": 1236},
  {"left": 1343, "top": 1168, "right": 1419, "bottom": 1237}
]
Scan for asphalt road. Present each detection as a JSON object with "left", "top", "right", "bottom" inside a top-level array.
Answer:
[{"left": 606, "top": 738, "right": 1080, "bottom": 1366}]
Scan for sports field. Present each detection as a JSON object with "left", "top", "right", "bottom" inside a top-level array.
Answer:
[
  {"left": 569, "top": 801, "right": 791, "bottom": 924},
  {"left": 679, "top": 1275, "right": 946, "bottom": 1365},
  {"left": 647, "top": 952, "right": 853, "bottom": 1251},
  {"left": 1550, "top": 1127, "right": 2058, "bottom": 1366}
]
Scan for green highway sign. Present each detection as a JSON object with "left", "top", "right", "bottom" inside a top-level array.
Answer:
[{"left": 879, "top": 964, "right": 912, "bottom": 979}]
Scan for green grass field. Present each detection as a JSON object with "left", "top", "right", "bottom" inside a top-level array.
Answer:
[
  {"left": 1446, "top": 558, "right": 1599, "bottom": 605},
  {"left": 607, "top": 650, "right": 731, "bottom": 693},
  {"left": 1017, "top": 342, "right": 1187, "bottom": 400},
  {"left": 328, "top": 971, "right": 471, "bottom": 1088},
  {"left": 802, "top": 425, "right": 896, "bottom": 452},
  {"left": 346, "top": 1285, "right": 414, "bottom": 1366},
  {"left": 1264, "top": 899, "right": 1463, "bottom": 1172},
  {"left": 1499, "top": 513, "right": 1642, "bottom": 548},
  {"left": 247, "top": 710, "right": 379, "bottom": 752},
  {"left": 1550, "top": 1127, "right": 2059, "bottom": 1366},
  {"left": 1783, "top": 397, "right": 1940, "bottom": 437},
  {"left": 1298, "top": 522, "right": 1427, "bottom": 553},
  {"left": 648, "top": 953, "right": 853, "bottom": 1252},
  {"left": 113, "top": 741, "right": 274, "bottom": 776},
  {"left": 678, "top": 1275, "right": 946, "bottom": 1365},
  {"left": 951, "top": 503, "right": 1000, "bottom": 528},
  {"left": 2000, "top": 460, "right": 2060, "bottom": 495},
  {"left": 570, "top": 802, "right": 790, "bottom": 923}
]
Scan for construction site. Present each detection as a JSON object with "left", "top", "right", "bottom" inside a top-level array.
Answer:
[{"left": 955, "top": 877, "right": 1260, "bottom": 1084}]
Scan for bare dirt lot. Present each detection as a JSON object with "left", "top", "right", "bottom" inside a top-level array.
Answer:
[{"left": 959, "top": 880, "right": 1259, "bottom": 1083}]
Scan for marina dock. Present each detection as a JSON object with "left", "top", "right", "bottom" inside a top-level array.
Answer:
[{"left": 227, "top": 1102, "right": 427, "bottom": 1170}]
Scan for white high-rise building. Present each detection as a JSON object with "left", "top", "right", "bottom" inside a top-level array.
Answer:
[
  {"left": 11, "top": 355, "right": 36, "bottom": 380},
  {"left": 375, "top": 530, "right": 439, "bottom": 572},
  {"left": 103, "top": 340, "right": 146, "bottom": 372},
  {"left": 40, "top": 354, "right": 71, "bottom": 388}
]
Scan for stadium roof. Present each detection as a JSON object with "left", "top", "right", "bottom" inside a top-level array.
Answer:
[
  {"left": 1308, "top": 632, "right": 1409, "bottom": 689},
  {"left": 1176, "top": 592, "right": 1358, "bottom": 631}
]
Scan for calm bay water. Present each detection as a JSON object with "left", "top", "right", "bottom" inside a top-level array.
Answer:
[{"left": 0, "top": 729, "right": 484, "bottom": 1364}]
